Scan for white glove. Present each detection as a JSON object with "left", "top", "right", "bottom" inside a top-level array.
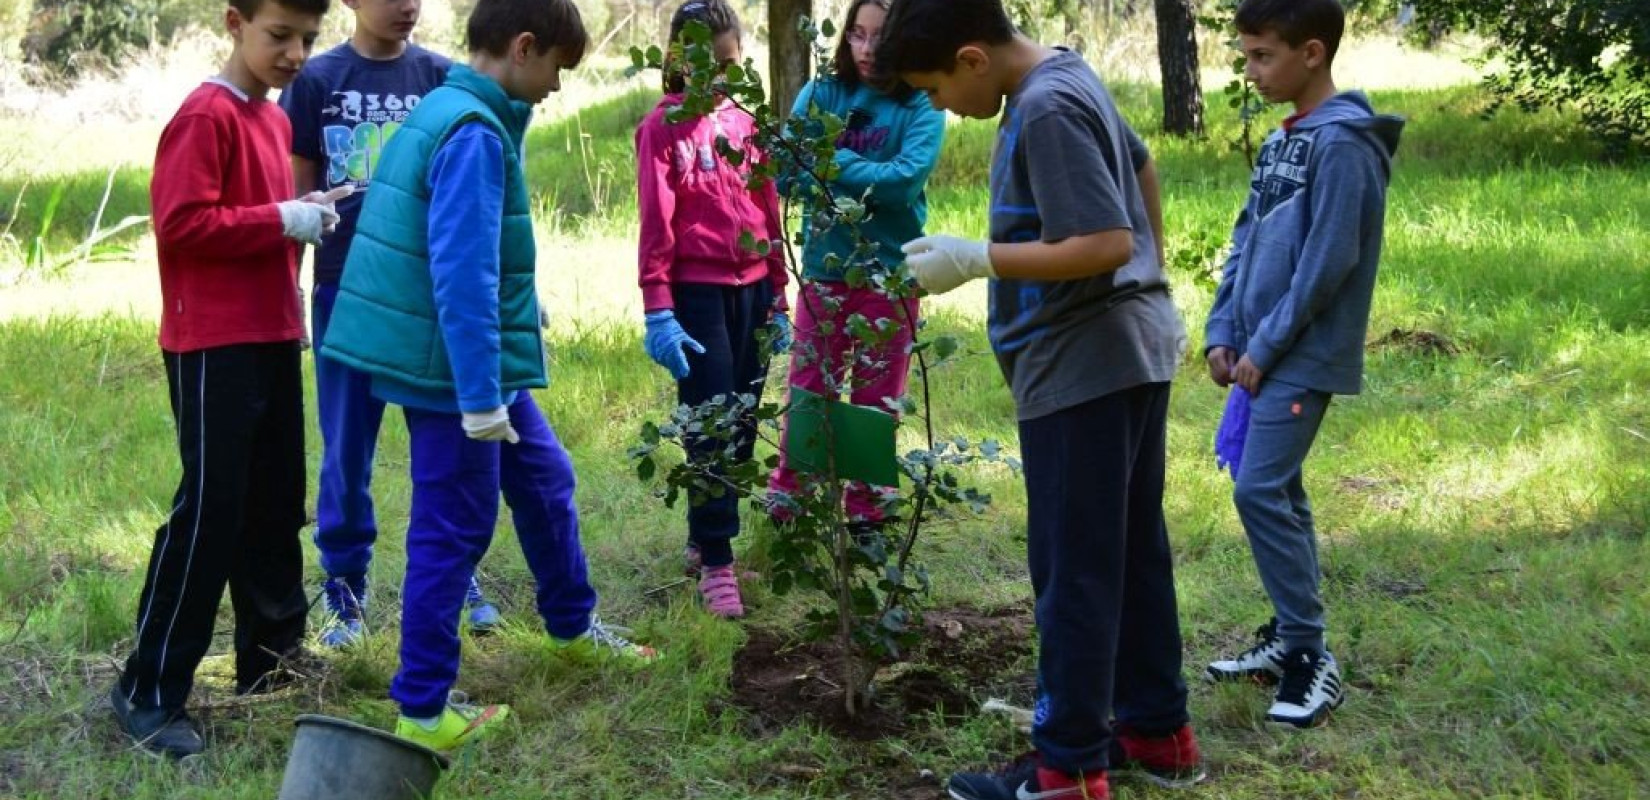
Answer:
[
  {"left": 277, "top": 200, "right": 339, "bottom": 245},
  {"left": 901, "top": 235, "right": 996, "bottom": 295},
  {"left": 461, "top": 406, "right": 520, "bottom": 443}
]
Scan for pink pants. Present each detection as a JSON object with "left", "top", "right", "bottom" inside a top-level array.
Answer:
[{"left": 768, "top": 282, "right": 919, "bottom": 522}]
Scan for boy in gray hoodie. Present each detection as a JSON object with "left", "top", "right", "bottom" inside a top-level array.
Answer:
[{"left": 1202, "top": 0, "right": 1403, "bottom": 729}]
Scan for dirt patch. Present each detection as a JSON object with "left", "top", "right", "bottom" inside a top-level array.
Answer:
[
  {"left": 727, "top": 604, "right": 1035, "bottom": 742},
  {"left": 1368, "top": 327, "right": 1462, "bottom": 356}
]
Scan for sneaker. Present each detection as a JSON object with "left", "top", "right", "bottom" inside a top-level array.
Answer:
[
  {"left": 109, "top": 684, "right": 203, "bottom": 759},
  {"left": 464, "top": 575, "right": 503, "bottom": 633},
  {"left": 1110, "top": 723, "right": 1206, "bottom": 788},
  {"left": 550, "top": 616, "right": 661, "bottom": 667},
  {"left": 394, "top": 691, "right": 510, "bottom": 752},
  {"left": 1266, "top": 648, "right": 1345, "bottom": 728},
  {"left": 682, "top": 543, "right": 703, "bottom": 577},
  {"left": 319, "top": 575, "right": 367, "bottom": 649},
  {"left": 1205, "top": 618, "right": 1287, "bottom": 684},
  {"left": 698, "top": 565, "right": 745, "bottom": 618},
  {"left": 948, "top": 754, "right": 1109, "bottom": 800}
]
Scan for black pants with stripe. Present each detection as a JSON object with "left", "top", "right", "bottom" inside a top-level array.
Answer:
[{"left": 118, "top": 343, "right": 309, "bottom": 712}]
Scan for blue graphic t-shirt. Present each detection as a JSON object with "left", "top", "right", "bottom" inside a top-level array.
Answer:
[{"left": 280, "top": 42, "right": 451, "bottom": 284}]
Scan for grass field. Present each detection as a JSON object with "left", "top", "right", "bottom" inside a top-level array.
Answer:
[{"left": 1, "top": 49, "right": 1648, "bottom": 800}]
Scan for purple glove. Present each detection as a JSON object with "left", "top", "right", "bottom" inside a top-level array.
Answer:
[{"left": 1214, "top": 386, "right": 1251, "bottom": 478}]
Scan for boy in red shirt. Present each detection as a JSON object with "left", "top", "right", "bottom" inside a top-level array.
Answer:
[{"left": 110, "top": 0, "right": 338, "bottom": 759}]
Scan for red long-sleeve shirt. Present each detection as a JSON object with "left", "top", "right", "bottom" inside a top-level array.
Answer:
[{"left": 151, "top": 81, "right": 301, "bottom": 352}]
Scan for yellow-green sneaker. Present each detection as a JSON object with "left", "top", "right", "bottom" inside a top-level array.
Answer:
[
  {"left": 550, "top": 616, "right": 661, "bottom": 667},
  {"left": 394, "top": 692, "right": 510, "bottom": 751}
]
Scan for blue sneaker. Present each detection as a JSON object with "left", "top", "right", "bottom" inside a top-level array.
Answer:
[
  {"left": 464, "top": 575, "right": 503, "bottom": 633},
  {"left": 319, "top": 575, "right": 366, "bottom": 649}
]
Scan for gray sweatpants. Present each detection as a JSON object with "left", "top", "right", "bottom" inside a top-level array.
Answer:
[{"left": 1233, "top": 378, "right": 1333, "bottom": 655}]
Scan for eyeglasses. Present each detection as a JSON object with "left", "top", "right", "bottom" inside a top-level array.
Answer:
[{"left": 846, "top": 31, "right": 880, "bottom": 47}]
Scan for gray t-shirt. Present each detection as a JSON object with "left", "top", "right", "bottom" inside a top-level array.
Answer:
[{"left": 988, "top": 49, "right": 1184, "bottom": 421}]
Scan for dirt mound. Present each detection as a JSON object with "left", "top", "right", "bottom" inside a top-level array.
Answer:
[{"left": 727, "top": 604, "right": 1035, "bottom": 741}]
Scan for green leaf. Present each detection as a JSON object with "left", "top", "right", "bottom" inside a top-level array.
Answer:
[
  {"left": 933, "top": 335, "right": 959, "bottom": 361},
  {"left": 636, "top": 456, "right": 656, "bottom": 482}
]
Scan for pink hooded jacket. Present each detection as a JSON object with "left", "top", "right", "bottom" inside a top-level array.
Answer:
[{"left": 635, "top": 94, "right": 788, "bottom": 312}]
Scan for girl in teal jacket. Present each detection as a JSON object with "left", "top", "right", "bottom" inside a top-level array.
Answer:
[{"left": 767, "top": 0, "right": 945, "bottom": 531}]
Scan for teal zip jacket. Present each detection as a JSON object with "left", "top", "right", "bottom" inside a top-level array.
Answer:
[
  {"left": 322, "top": 64, "right": 545, "bottom": 413},
  {"left": 788, "top": 78, "right": 944, "bottom": 281}
]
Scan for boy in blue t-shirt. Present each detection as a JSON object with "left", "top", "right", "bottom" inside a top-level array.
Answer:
[
  {"left": 877, "top": 0, "right": 1205, "bottom": 797},
  {"left": 281, "top": 0, "right": 500, "bottom": 647}
]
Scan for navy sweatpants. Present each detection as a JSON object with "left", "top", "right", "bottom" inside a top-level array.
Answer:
[
  {"left": 1021, "top": 382, "right": 1190, "bottom": 774},
  {"left": 671, "top": 281, "right": 775, "bottom": 552},
  {"left": 389, "top": 392, "right": 597, "bottom": 718}
]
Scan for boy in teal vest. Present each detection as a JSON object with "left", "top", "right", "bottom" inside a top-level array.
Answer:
[{"left": 322, "top": 0, "right": 658, "bottom": 751}]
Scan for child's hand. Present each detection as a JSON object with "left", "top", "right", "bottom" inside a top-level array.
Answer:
[
  {"left": 462, "top": 407, "right": 520, "bottom": 443},
  {"left": 643, "top": 309, "right": 705, "bottom": 380},
  {"left": 1206, "top": 346, "right": 1235, "bottom": 387},
  {"left": 769, "top": 311, "right": 793, "bottom": 355},
  {"left": 1233, "top": 354, "right": 1264, "bottom": 395},
  {"left": 902, "top": 235, "right": 996, "bottom": 295},
  {"left": 277, "top": 200, "right": 337, "bottom": 245}
]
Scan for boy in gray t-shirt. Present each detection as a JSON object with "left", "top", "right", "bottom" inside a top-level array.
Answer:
[{"left": 877, "top": 1, "right": 1203, "bottom": 798}]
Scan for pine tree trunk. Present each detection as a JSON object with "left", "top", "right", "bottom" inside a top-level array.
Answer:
[
  {"left": 769, "top": 0, "right": 813, "bottom": 121},
  {"left": 1154, "top": 0, "right": 1204, "bottom": 137}
]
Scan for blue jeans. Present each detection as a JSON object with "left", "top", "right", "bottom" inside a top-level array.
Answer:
[
  {"left": 390, "top": 392, "right": 597, "bottom": 718},
  {"left": 310, "top": 283, "right": 385, "bottom": 579},
  {"left": 1021, "top": 383, "right": 1190, "bottom": 774},
  {"left": 1232, "top": 379, "right": 1332, "bottom": 654}
]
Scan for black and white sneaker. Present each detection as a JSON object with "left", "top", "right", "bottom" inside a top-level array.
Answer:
[
  {"left": 1266, "top": 648, "right": 1345, "bottom": 728},
  {"left": 1205, "top": 618, "right": 1288, "bottom": 684}
]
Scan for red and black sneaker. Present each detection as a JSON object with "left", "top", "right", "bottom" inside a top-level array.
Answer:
[
  {"left": 948, "top": 752, "right": 1110, "bottom": 800},
  {"left": 1109, "top": 723, "right": 1206, "bottom": 789}
]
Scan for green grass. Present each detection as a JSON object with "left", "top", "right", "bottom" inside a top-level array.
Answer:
[{"left": 2, "top": 80, "right": 1648, "bottom": 799}]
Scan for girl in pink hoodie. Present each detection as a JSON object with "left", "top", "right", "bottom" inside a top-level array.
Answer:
[{"left": 635, "top": 0, "right": 789, "bottom": 619}]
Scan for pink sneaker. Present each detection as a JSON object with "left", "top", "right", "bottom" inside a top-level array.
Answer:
[
  {"left": 682, "top": 544, "right": 702, "bottom": 577},
  {"left": 698, "top": 565, "right": 745, "bottom": 618}
]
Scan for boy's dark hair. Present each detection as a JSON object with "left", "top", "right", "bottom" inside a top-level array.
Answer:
[
  {"left": 1234, "top": 0, "right": 1345, "bottom": 63},
  {"left": 871, "top": 0, "right": 1014, "bottom": 80},
  {"left": 467, "top": 0, "right": 589, "bottom": 65},
  {"left": 663, "top": 0, "right": 742, "bottom": 94},
  {"left": 231, "top": 0, "right": 331, "bottom": 20}
]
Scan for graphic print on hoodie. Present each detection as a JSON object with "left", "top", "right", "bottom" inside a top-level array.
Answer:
[{"left": 1205, "top": 90, "right": 1405, "bottom": 396}]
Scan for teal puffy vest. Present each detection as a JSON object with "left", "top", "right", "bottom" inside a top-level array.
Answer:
[{"left": 323, "top": 64, "right": 545, "bottom": 396}]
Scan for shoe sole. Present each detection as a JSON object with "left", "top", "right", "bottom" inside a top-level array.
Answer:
[
  {"left": 1112, "top": 765, "right": 1209, "bottom": 789},
  {"left": 1204, "top": 667, "right": 1282, "bottom": 685},
  {"left": 1265, "top": 695, "right": 1346, "bottom": 729}
]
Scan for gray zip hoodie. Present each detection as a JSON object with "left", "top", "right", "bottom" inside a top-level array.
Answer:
[{"left": 1205, "top": 91, "right": 1404, "bottom": 395}]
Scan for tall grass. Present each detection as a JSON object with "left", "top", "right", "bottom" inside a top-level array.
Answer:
[{"left": 0, "top": 77, "right": 1647, "bottom": 799}]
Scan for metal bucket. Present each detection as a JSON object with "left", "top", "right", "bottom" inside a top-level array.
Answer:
[{"left": 277, "top": 714, "right": 451, "bottom": 800}]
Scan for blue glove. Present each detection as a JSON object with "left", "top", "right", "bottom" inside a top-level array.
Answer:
[
  {"left": 770, "top": 311, "right": 793, "bottom": 355},
  {"left": 644, "top": 309, "right": 704, "bottom": 380}
]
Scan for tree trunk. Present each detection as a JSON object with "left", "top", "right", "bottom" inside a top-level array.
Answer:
[
  {"left": 1154, "top": 0, "right": 1204, "bottom": 137},
  {"left": 769, "top": 0, "right": 812, "bottom": 121}
]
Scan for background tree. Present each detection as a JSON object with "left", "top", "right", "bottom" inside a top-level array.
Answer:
[
  {"left": 1414, "top": 0, "right": 1649, "bottom": 154},
  {"left": 1154, "top": 0, "right": 1203, "bottom": 136},
  {"left": 768, "top": 0, "right": 812, "bottom": 120}
]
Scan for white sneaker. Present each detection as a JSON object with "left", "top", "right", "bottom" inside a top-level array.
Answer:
[
  {"left": 1266, "top": 648, "right": 1345, "bottom": 728},
  {"left": 1206, "top": 618, "right": 1288, "bottom": 684}
]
